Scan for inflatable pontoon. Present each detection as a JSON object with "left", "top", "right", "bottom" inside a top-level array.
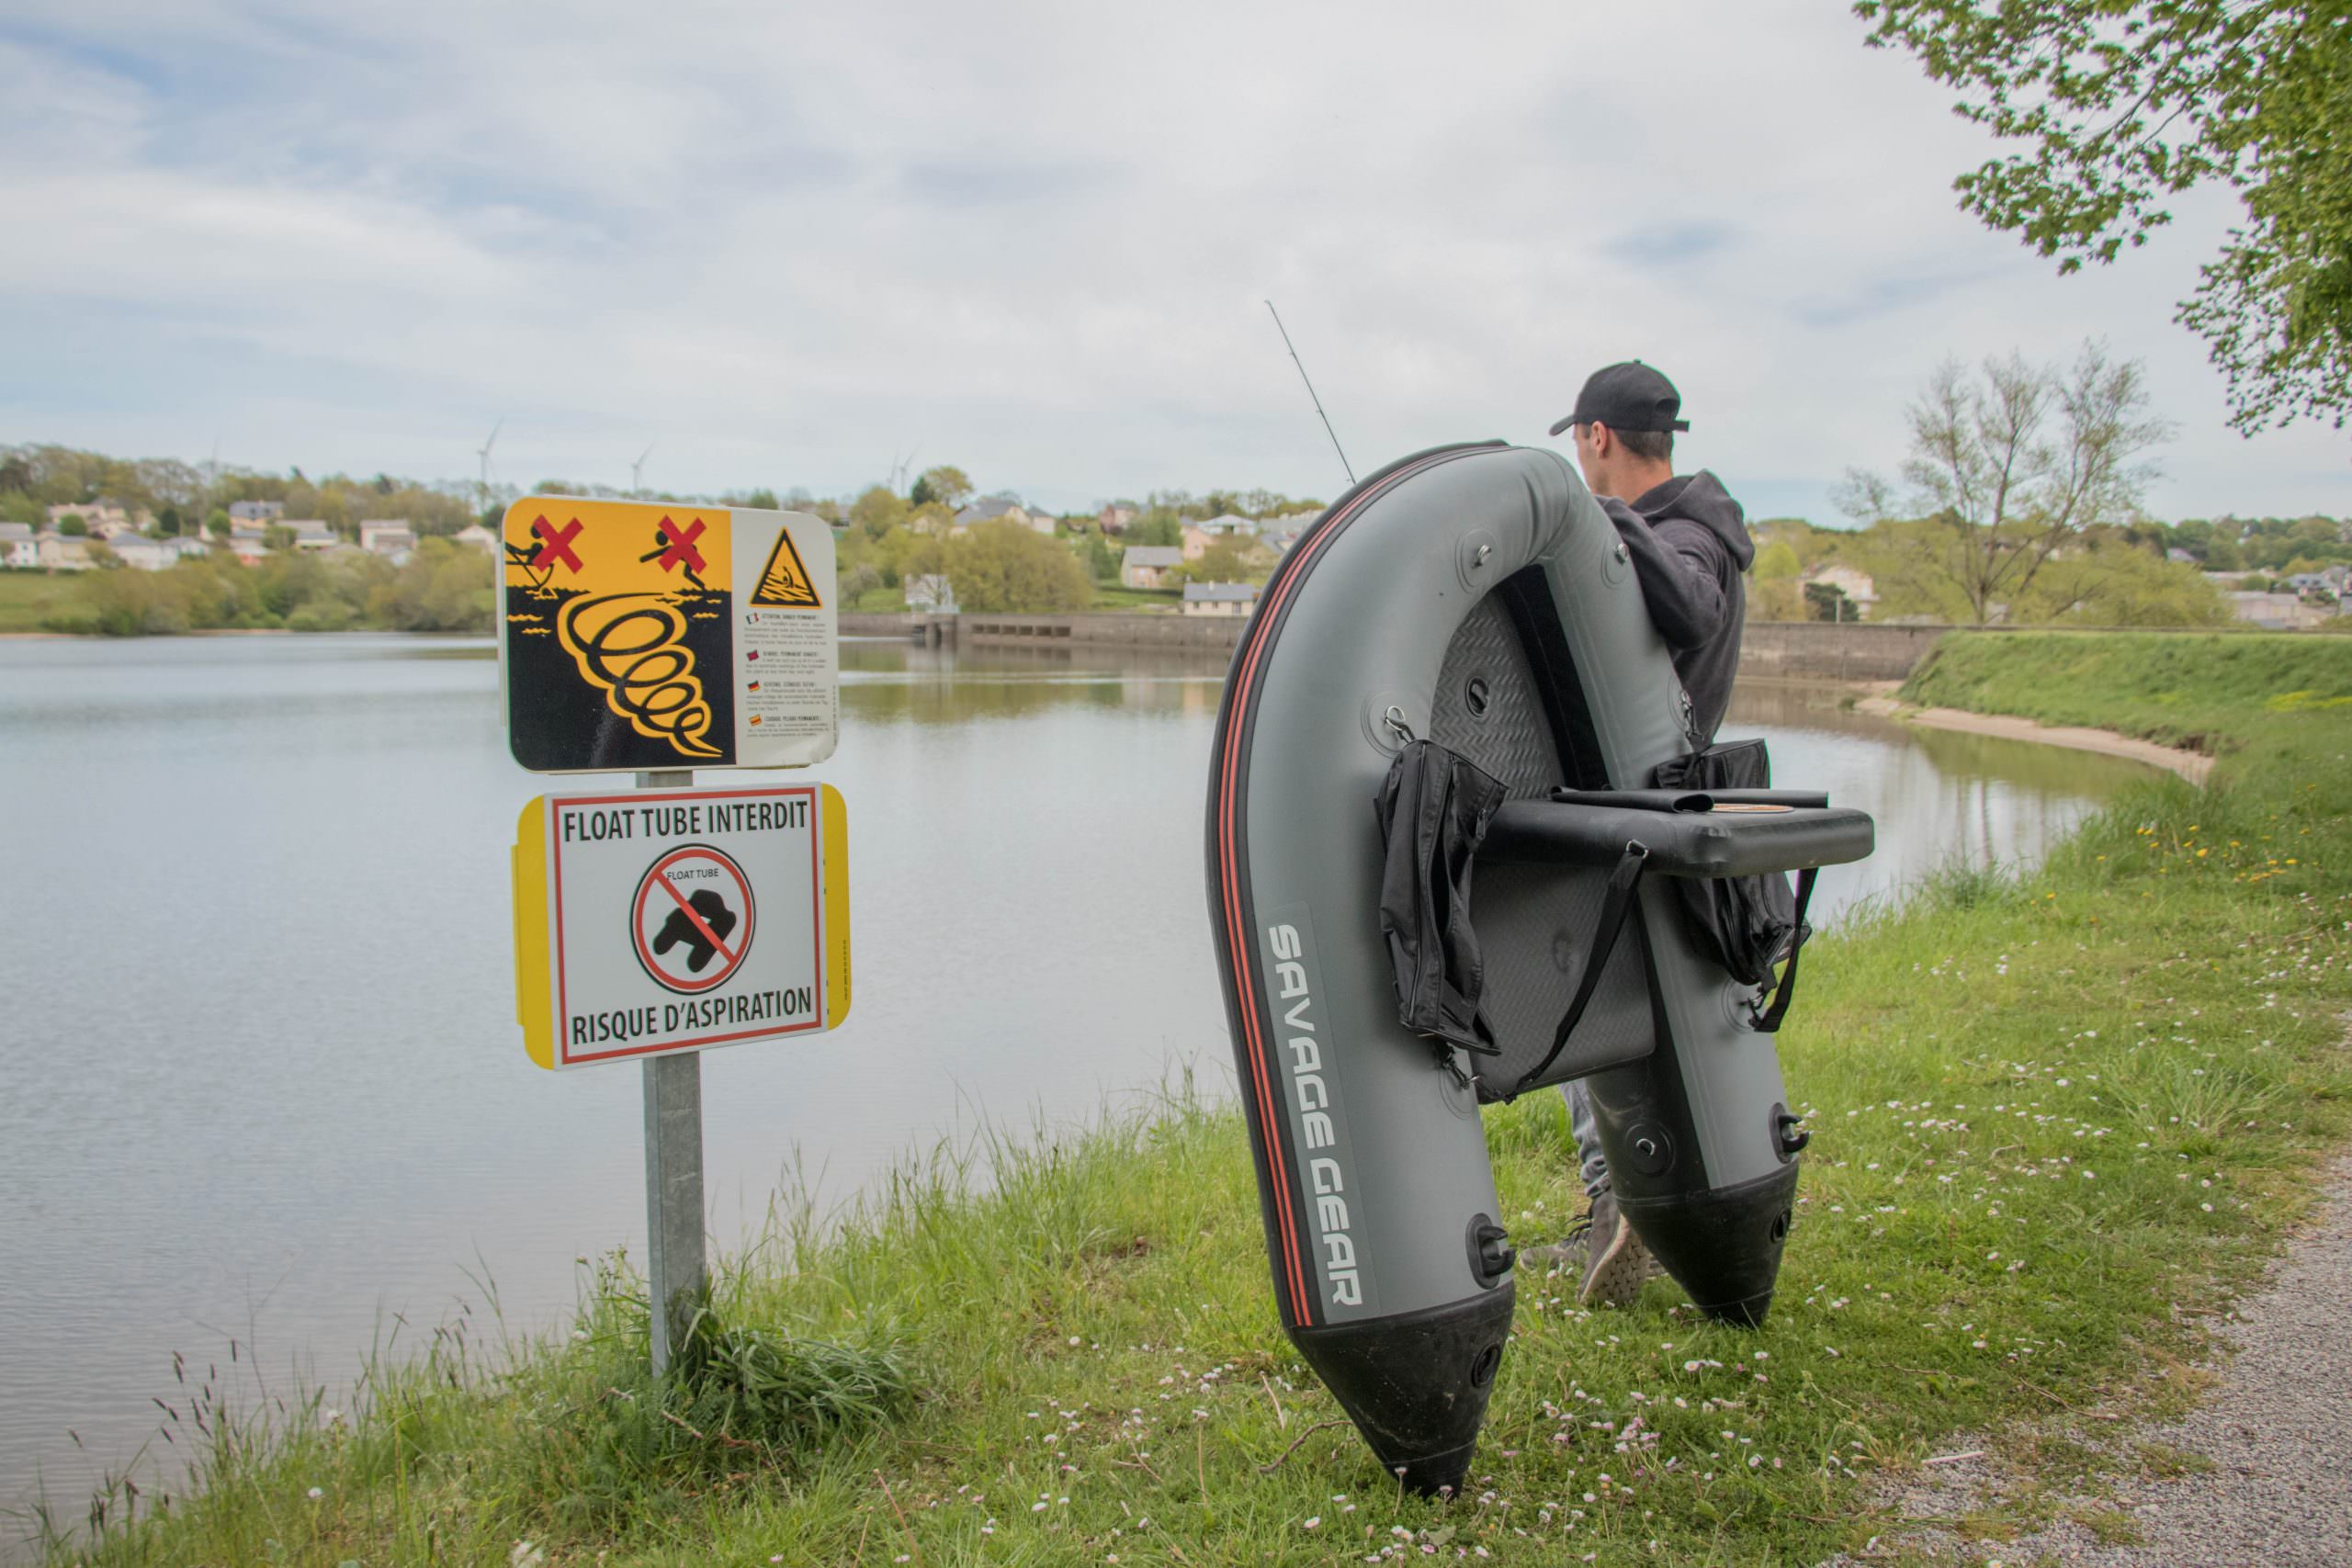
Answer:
[{"left": 1206, "top": 442, "right": 1874, "bottom": 1493}]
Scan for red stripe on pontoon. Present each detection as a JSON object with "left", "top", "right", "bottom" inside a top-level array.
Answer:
[{"left": 1215, "top": 455, "right": 1446, "bottom": 1325}]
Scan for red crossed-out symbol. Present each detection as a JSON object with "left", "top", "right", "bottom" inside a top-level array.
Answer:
[
  {"left": 530, "top": 515, "right": 585, "bottom": 573},
  {"left": 653, "top": 515, "right": 707, "bottom": 575}
]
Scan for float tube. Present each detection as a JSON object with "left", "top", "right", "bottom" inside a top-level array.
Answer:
[{"left": 1206, "top": 442, "right": 1874, "bottom": 1493}]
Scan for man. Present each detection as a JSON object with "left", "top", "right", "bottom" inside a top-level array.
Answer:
[{"left": 1526, "top": 360, "right": 1755, "bottom": 1306}]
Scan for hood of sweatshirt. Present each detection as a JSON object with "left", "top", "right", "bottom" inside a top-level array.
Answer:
[{"left": 1632, "top": 470, "right": 1752, "bottom": 571}]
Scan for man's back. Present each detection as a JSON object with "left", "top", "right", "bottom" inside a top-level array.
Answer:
[{"left": 1599, "top": 469, "right": 1751, "bottom": 742}]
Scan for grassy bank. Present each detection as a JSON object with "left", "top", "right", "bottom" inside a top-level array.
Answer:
[
  {"left": 26, "top": 633, "right": 2352, "bottom": 1566},
  {"left": 0, "top": 571, "right": 68, "bottom": 634}
]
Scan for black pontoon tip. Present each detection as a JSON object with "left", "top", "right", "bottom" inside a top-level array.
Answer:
[
  {"left": 1617, "top": 1164, "right": 1800, "bottom": 1331},
  {"left": 1293, "top": 1287, "right": 1516, "bottom": 1497}
]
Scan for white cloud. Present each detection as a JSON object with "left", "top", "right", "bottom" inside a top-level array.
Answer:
[{"left": 1, "top": 0, "right": 2340, "bottom": 517}]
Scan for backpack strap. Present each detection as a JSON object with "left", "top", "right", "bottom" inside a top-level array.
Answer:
[
  {"left": 1747, "top": 867, "right": 1818, "bottom": 1033},
  {"left": 1504, "top": 841, "right": 1649, "bottom": 1100}
]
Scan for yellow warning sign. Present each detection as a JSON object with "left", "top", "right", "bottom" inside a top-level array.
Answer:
[
  {"left": 751, "top": 529, "right": 823, "bottom": 607},
  {"left": 499, "top": 497, "right": 838, "bottom": 773}
]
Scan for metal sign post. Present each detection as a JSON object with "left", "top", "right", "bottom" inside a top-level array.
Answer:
[
  {"left": 637, "top": 769, "right": 705, "bottom": 1375},
  {"left": 500, "top": 497, "right": 847, "bottom": 1382}
]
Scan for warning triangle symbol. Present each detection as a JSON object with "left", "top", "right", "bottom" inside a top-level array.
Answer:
[{"left": 751, "top": 528, "right": 822, "bottom": 607}]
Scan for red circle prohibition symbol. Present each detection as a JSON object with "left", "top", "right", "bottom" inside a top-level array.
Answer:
[{"left": 631, "top": 843, "right": 757, "bottom": 995}]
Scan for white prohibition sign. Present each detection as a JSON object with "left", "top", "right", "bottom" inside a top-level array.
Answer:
[{"left": 632, "top": 843, "right": 756, "bottom": 995}]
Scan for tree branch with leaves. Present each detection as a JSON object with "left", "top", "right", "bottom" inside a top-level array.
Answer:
[{"left": 1855, "top": 0, "right": 2351, "bottom": 434}]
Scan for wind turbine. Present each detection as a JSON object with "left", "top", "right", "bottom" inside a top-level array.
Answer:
[
  {"left": 632, "top": 441, "right": 656, "bottom": 496},
  {"left": 476, "top": 417, "right": 504, "bottom": 518}
]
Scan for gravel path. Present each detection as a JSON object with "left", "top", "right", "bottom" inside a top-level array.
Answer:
[{"left": 1830, "top": 1152, "right": 2352, "bottom": 1566}]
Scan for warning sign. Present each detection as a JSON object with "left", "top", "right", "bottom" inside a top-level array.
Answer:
[
  {"left": 500, "top": 498, "right": 838, "bottom": 773},
  {"left": 751, "top": 530, "right": 822, "bottom": 607},
  {"left": 511, "top": 785, "right": 852, "bottom": 1068}
]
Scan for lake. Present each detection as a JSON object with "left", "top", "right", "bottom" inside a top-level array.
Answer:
[{"left": 0, "top": 632, "right": 2154, "bottom": 1520}]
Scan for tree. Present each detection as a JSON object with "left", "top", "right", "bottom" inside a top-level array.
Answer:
[
  {"left": 1804, "top": 581, "right": 1856, "bottom": 622},
  {"left": 1173, "top": 536, "right": 1272, "bottom": 585},
  {"left": 942, "top": 520, "right": 1092, "bottom": 613},
  {"left": 849, "top": 485, "right": 909, "bottom": 539},
  {"left": 1837, "top": 341, "right": 2172, "bottom": 623},
  {"left": 910, "top": 466, "right": 973, "bottom": 509},
  {"left": 1855, "top": 1, "right": 2352, "bottom": 433},
  {"left": 56, "top": 514, "right": 88, "bottom": 536},
  {"left": 205, "top": 509, "right": 232, "bottom": 539},
  {"left": 741, "top": 488, "right": 779, "bottom": 511}
]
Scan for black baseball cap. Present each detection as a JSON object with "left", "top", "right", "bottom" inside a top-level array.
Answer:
[{"left": 1549, "top": 361, "right": 1690, "bottom": 437}]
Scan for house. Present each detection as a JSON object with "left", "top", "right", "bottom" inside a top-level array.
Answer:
[
  {"left": 229, "top": 501, "right": 286, "bottom": 525},
  {"left": 2166, "top": 547, "right": 2199, "bottom": 565},
  {"left": 283, "top": 520, "right": 339, "bottom": 551},
  {"left": 1182, "top": 581, "right": 1261, "bottom": 617},
  {"left": 106, "top": 535, "right": 175, "bottom": 570},
  {"left": 1800, "top": 563, "right": 1877, "bottom": 617},
  {"left": 952, "top": 495, "right": 1049, "bottom": 536},
  {"left": 47, "top": 500, "right": 133, "bottom": 535},
  {"left": 1255, "top": 526, "right": 1305, "bottom": 557},
  {"left": 164, "top": 536, "right": 212, "bottom": 565},
  {"left": 227, "top": 531, "right": 272, "bottom": 565},
  {"left": 1119, "top": 546, "right": 1184, "bottom": 590},
  {"left": 452, "top": 524, "right": 500, "bottom": 552},
  {"left": 35, "top": 533, "right": 96, "bottom": 570},
  {"left": 904, "top": 573, "right": 956, "bottom": 612},
  {"left": 0, "top": 522, "right": 35, "bottom": 569},
  {"left": 1097, "top": 503, "right": 1138, "bottom": 534},
  {"left": 359, "top": 521, "right": 417, "bottom": 559}
]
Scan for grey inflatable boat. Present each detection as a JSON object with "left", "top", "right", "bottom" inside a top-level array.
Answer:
[{"left": 1205, "top": 441, "right": 1874, "bottom": 1494}]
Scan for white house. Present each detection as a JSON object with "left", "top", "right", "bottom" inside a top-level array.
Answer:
[
  {"left": 452, "top": 524, "right": 499, "bottom": 552},
  {"left": 1182, "top": 581, "right": 1261, "bottom": 617},
  {"left": 1800, "top": 563, "right": 1877, "bottom": 618},
  {"left": 105, "top": 535, "right": 174, "bottom": 570},
  {"left": 0, "top": 522, "right": 35, "bottom": 569},
  {"left": 283, "top": 520, "right": 339, "bottom": 550},
  {"left": 227, "top": 531, "right": 272, "bottom": 565},
  {"left": 359, "top": 520, "right": 417, "bottom": 558},
  {"left": 1120, "top": 546, "right": 1184, "bottom": 590}
]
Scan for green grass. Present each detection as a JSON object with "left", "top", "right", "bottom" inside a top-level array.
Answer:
[
  {"left": 25, "top": 632, "right": 2352, "bottom": 1566},
  {"left": 1902, "top": 629, "right": 2352, "bottom": 752},
  {"left": 1087, "top": 585, "right": 1184, "bottom": 612},
  {"left": 0, "top": 570, "right": 70, "bottom": 633}
]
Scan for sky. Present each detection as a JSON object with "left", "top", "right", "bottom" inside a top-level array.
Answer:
[{"left": 2, "top": 0, "right": 2344, "bottom": 524}]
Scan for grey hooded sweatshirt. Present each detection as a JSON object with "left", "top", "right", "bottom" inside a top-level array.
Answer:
[{"left": 1596, "top": 470, "right": 1753, "bottom": 743}]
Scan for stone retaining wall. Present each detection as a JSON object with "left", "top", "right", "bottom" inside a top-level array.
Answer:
[{"left": 841, "top": 609, "right": 1948, "bottom": 679}]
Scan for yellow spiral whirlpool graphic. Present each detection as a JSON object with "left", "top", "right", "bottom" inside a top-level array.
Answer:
[{"left": 556, "top": 592, "right": 722, "bottom": 759}]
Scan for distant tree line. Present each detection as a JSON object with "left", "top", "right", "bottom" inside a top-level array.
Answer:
[{"left": 43, "top": 537, "right": 494, "bottom": 637}]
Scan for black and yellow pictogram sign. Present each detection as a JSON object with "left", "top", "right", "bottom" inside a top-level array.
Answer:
[
  {"left": 500, "top": 497, "right": 838, "bottom": 773},
  {"left": 751, "top": 529, "right": 822, "bottom": 607}
]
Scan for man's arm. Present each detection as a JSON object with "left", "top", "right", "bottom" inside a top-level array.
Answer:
[{"left": 1601, "top": 501, "right": 1732, "bottom": 652}]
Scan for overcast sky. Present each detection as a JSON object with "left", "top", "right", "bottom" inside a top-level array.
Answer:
[{"left": 3, "top": 0, "right": 2343, "bottom": 522}]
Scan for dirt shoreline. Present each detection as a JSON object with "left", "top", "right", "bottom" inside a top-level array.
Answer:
[{"left": 1855, "top": 686, "right": 2213, "bottom": 785}]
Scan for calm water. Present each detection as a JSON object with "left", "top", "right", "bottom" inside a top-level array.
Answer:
[{"left": 0, "top": 634, "right": 2153, "bottom": 1517}]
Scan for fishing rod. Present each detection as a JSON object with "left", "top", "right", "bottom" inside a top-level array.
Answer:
[{"left": 1264, "top": 299, "right": 1355, "bottom": 487}]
